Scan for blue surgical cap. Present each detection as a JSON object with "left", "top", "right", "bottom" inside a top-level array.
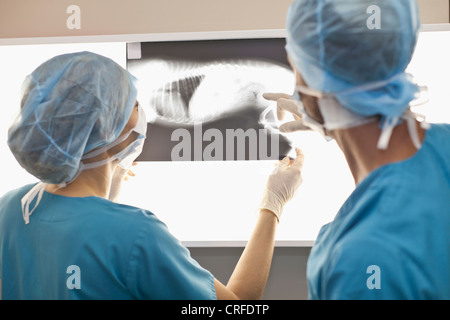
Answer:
[
  {"left": 8, "top": 51, "right": 138, "bottom": 185},
  {"left": 285, "top": 0, "right": 421, "bottom": 119}
]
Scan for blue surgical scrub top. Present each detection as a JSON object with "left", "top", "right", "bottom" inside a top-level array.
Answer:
[
  {"left": 307, "top": 123, "right": 450, "bottom": 300},
  {"left": 0, "top": 187, "right": 216, "bottom": 300}
]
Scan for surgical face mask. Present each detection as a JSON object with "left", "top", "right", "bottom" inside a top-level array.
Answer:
[
  {"left": 116, "top": 107, "right": 147, "bottom": 170},
  {"left": 292, "top": 83, "right": 429, "bottom": 150},
  {"left": 259, "top": 91, "right": 330, "bottom": 139},
  {"left": 81, "top": 104, "right": 147, "bottom": 171},
  {"left": 291, "top": 85, "right": 378, "bottom": 141},
  {"left": 21, "top": 104, "right": 148, "bottom": 224},
  {"left": 289, "top": 90, "right": 331, "bottom": 141}
]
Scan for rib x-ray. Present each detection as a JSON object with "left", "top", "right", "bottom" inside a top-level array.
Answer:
[{"left": 127, "top": 39, "right": 297, "bottom": 161}]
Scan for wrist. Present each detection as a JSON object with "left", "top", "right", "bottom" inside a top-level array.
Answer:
[
  {"left": 259, "top": 208, "right": 280, "bottom": 223},
  {"left": 259, "top": 190, "right": 284, "bottom": 222}
]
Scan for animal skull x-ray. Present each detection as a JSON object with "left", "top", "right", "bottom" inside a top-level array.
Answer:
[{"left": 127, "top": 39, "right": 298, "bottom": 161}]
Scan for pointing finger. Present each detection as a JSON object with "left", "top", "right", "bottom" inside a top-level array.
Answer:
[
  {"left": 276, "top": 98, "right": 302, "bottom": 121},
  {"left": 290, "top": 148, "right": 305, "bottom": 170},
  {"left": 263, "top": 92, "right": 292, "bottom": 102},
  {"left": 279, "top": 120, "right": 309, "bottom": 133}
]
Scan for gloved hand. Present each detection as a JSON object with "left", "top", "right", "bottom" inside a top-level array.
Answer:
[
  {"left": 263, "top": 92, "right": 308, "bottom": 132},
  {"left": 259, "top": 148, "right": 305, "bottom": 221}
]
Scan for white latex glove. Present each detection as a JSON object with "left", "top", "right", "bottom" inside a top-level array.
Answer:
[
  {"left": 263, "top": 92, "right": 308, "bottom": 133},
  {"left": 259, "top": 148, "right": 305, "bottom": 221}
]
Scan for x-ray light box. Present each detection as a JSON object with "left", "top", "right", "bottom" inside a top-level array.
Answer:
[
  {"left": 120, "top": 29, "right": 450, "bottom": 247},
  {"left": 121, "top": 36, "right": 353, "bottom": 247}
]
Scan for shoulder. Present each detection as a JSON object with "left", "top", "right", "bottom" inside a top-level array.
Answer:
[
  {"left": 114, "top": 203, "right": 216, "bottom": 299},
  {"left": 0, "top": 184, "right": 35, "bottom": 223},
  {"left": 0, "top": 184, "right": 35, "bottom": 203},
  {"left": 430, "top": 122, "right": 450, "bottom": 135},
  {"left": 318, "top": 221, "right": 450, "bottom": 300},
  {"left": 319, "top": 237, "right": 406, "bottom": 299},
  {"left": 79, "top": 197, "right": 171, "bottom": 238}
]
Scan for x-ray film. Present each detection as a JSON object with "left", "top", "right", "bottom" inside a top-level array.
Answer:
[{"left": 127, "top": 39, "right": 297, "bottom": 161}]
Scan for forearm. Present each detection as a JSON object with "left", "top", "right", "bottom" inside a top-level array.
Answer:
[
  {"left": 226, "top": 209, "right": 278, "bottom": 300},
  {"left": 214, "top": 149, "right": 303, "bottom": 300}
]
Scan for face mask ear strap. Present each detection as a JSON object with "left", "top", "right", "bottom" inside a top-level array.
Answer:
[
  {"left": 82, "top": 130, "right": 133, "bottom": 161},
  {"left": 289, "top": 96, "right": 332, "bottom": 141},
  {"left": 78, "top": 106, "right": 147, "bottom": 175},
  {"left": 82, "top": 104, "right": 146, "bottom": 161},
  {"left": 295, "top": 85, "right": 324, "bottom": 99}
]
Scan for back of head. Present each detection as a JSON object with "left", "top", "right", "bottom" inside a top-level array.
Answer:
[
  {"left": 285, "top": 0, "right": 421, "bottom": 118},
  {"left": 8, "top": 52, "right": 137, "bottom": 185}
]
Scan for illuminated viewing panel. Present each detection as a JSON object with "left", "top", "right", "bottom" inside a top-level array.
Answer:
[
  {"left": 128, "top": 39, "right": 297, "bottom": 162},
  {"left": 1, "top": 28, "right": 450, "bottom": 246},
  {"left": 123, "top": 38, "right": 355, "bottom": 246}
]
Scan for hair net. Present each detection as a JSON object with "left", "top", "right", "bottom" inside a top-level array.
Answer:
[
  {"left": 285, "top": 0, "right": 421, "bottom": 119},
  {"left": 8, "top": 51, "right": 138, "bottom": 185}
]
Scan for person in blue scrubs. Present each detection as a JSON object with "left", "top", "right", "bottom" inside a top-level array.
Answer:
[
  {"left": 0, "top": 52, "right": 304, "bottom": 299},
  {"left": 265, "top": 0, "right": 450, "bottom": 299}
]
